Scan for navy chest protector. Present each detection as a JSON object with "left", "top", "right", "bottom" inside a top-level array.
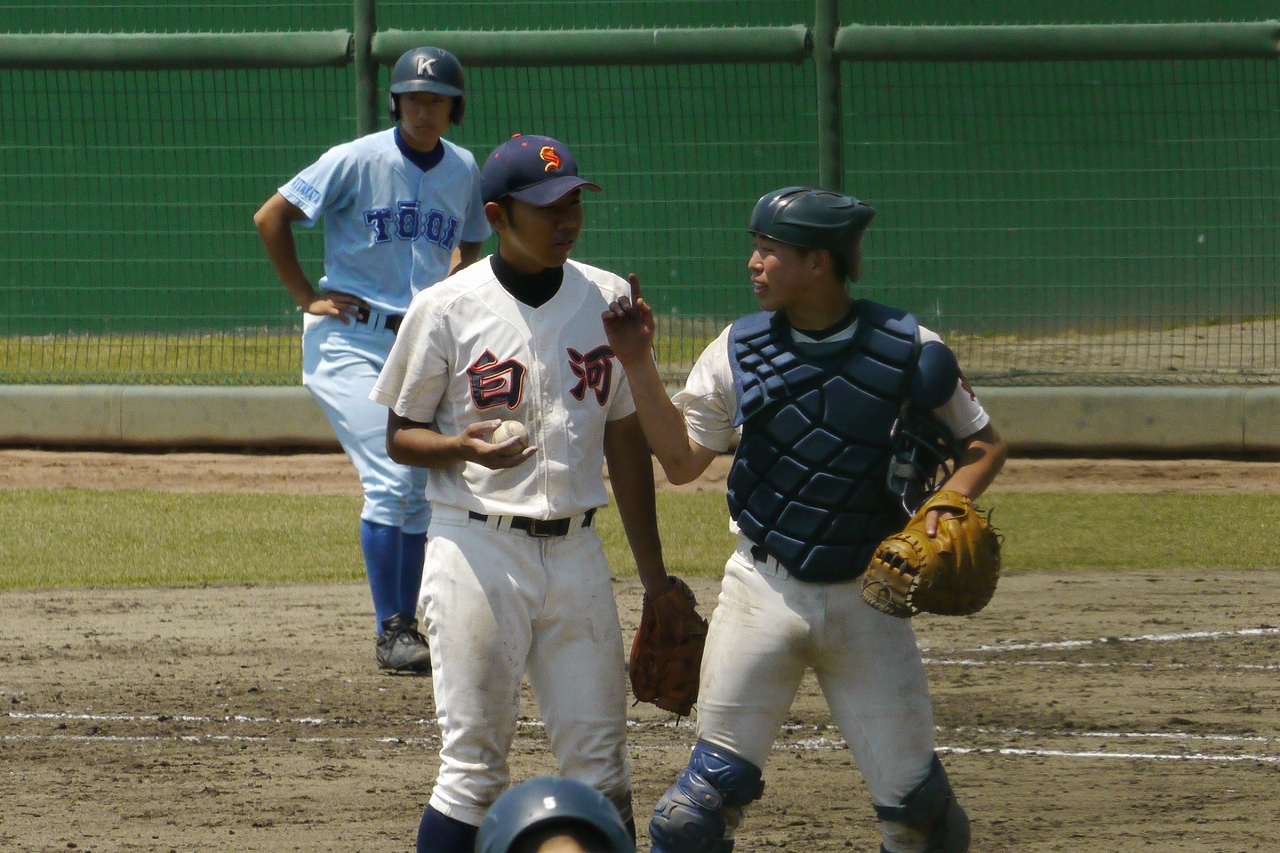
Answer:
[{"left": 726, "top": 301, "right": 923, "bottom": 582}]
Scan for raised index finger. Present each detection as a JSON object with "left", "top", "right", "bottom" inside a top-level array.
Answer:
[{"left": 626, "top": 272, "right": 642, "bottom": 304}]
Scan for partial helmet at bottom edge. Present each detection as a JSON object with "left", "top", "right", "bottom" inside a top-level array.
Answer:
[{"left": 476, "top": 777, "right": 634, "bottom": 853}]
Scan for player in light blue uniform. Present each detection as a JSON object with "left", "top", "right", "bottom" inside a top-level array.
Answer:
[{"left": 254, "top": 47, "right": 491, "bottom": 672}]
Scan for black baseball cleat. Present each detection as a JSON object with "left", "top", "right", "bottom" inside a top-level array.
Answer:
[{"left": 376, "top": 613, "right": 432, "bottom": 674}]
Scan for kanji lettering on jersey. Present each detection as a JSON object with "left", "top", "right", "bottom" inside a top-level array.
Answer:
[
  {"left": 468, "top": 350, "right": 527, "bottom": 410},
  {"left": 568, "top": 346, "right": 614, "bottom": 405}
]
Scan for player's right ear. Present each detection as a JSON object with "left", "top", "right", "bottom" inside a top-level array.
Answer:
[{"left": 484, "top": 201, "right": 509, "bottom": 231}]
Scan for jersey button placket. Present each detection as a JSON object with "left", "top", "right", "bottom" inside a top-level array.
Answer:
[
  {"left": 542, "top": 312, "right": 560, "bottom": 510},
  {"left": 530, "top": 313, "right": 553, "bottom": 514}
]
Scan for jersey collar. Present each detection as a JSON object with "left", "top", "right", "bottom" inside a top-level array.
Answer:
[{"left": 394, "top": 128, "right": 446, "bottom": 173}]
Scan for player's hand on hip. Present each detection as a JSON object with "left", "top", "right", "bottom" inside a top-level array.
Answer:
[
  {"left": 306, "top": 290, "right": 366, "bottom": 324},
  {"left": 602, "top": 273, "right": 656, "bottom": 366},
  {"left": 462, "top": 420, "right": 537, "bottom": 470}
]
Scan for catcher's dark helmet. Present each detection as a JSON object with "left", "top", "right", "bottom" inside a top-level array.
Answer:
[
  {"left": 476, "top": 777, "right": 635, "bottom": 853},
  {"left": 748, "top": 186, "right": 876, "bottom": 280},
  {"left": 388, "top": 46, "right": 465, "bottom": 124}
]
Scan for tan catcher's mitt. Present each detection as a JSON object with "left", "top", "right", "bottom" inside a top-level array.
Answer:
[
  {"left": 629, "top": 576, "right": 708, "bottom": 716},
  {"left": 861, "top": 489, "right": 1001, "bottom": 619}
]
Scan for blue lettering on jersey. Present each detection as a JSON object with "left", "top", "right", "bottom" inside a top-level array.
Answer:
[
  {"left": 288, "top": 177, "right": 323, "bottom": 206},
  {"left": 424, "top": 210, "right": 444, "bottom": 244},
  {"left": 395, "top": 201, "right": 421, "bottom": 240},
  {"left": 436, "top": 214, "right": 460, "bottom": 250},
  {"left": 363, "top": 203, "right": 460, "bottom": 250},
  {"left": 364, "top": 208, "right": 394, "bottom": 243}
]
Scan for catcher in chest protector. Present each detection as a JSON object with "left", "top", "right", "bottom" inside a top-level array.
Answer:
[{"left": 603, "top": 186, "right": 1007, "bottom": 853}]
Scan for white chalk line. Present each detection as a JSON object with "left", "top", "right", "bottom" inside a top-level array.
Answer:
[
  {"left": 928, "top": 626, "right": 1279, "bottom": 656},
  {"left": 771, "top": 738, "right": 1280, "bottom": 763},
  {"left": 7, "top": 627, "right": 1273, "bottom": 762},
  {"left": 1, "top": 733, "right": 439, "bottom": 747},
  {"left": 8, "top": 714, "right": 1275, "bottom": 767},
  {"left": 776, "top": 723, "right": 1278, "bottom": 746},
  {"left": 5, "top": 733, "right": 1276, "bottom": 764},
  {"left": 935, "top": 746, "right": 1280, "bottom": 764},
  {"left": 3, "top": 711, "right": 680, "bottom": 731},
  {"left": 943, "top": 725, "right": 1275, "bottom": 744},
  {"left": 14, "top": 712, "right": 1270, "bottom": 747},
  {"left": 922, "top": 659, "right": 1279, "bottom": 670}
]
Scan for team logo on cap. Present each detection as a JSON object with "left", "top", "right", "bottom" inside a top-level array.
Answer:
[
  {"left": 416, "top": 56, "right": 437, "bottom": 77},
  {"left": 540, "top": 146, "right": 562, "bottom": 172}
]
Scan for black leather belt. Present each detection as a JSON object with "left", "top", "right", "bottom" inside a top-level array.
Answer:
[
  {"left": 468, "top": 508, "right": 596, "bottom": 538},
  {"left": 750, "top": 544, "right": 767, "bottom": 562},
  {"left": 355, "top": 305, "right": 404, "bottom": 334}
]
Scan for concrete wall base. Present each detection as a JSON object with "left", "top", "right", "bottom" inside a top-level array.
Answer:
[{"left": 1, "top": 385, "right": 1278, "bottom": 455}]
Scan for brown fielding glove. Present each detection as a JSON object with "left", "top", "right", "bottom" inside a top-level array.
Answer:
[
  {"left": 861, "top": 489, "right": 1001, "bottom": 618},
  {"left": 629, "top": 576, "right": 708, "bottom": 716}
]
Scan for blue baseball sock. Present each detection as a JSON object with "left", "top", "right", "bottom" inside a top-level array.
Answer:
[
  {"left": 400, "top": 531, "right": 427, "bottom": 619},
  {"left": 359, "top": 520, "right": 403, "bottom": 632},
  {"left": 417, "top": 805, "right": 478, "bottom": 853}
]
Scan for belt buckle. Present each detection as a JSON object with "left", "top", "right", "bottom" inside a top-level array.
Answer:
[{"left": 526, "top": 519, "right": 557, "bottom": 538}]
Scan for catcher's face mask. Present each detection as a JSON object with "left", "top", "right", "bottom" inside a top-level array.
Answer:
[{"left": 887, "top": 405, "right": 962, "bottom": 516}]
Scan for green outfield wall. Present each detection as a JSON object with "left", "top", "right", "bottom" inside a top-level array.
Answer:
[{"left": 0, "top": 2, "right": 1277, "bottom": 389}]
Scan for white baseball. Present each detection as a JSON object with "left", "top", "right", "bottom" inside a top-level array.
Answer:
[{"left": 492, "top": 420, "right": 529, "bottom": 455}]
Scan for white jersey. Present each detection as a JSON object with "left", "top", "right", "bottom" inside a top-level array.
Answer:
[
  {"left": 674, "top": 321, "right": 990, "bottom": 454},
  {"left": 280, "top": 130, "right": 491, "bottom": 314},
  {"left": 371, "top": 256, "right": 636, "bottom": 519}
]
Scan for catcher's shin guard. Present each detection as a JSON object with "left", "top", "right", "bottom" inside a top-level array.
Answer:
[
  {"left": 648, "top": 741, "right": 764, "bottom": 853},
  {"left": 874, "top": 755, "right": 970, "bottom": 853}
]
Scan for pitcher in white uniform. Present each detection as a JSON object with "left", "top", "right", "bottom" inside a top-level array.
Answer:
[
  {"left": 254, "top": 47, "right": 490, "bottom": 673},
  {"left": 602, "top": 187, "right": 1008, "bottom": 853},
  {"left": 371, "top": 134, "right": 677, "bottom": 853}
]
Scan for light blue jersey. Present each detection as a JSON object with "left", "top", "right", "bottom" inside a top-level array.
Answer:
[{"left": 281, "top": 130, "right": 490, "bottom": 314}]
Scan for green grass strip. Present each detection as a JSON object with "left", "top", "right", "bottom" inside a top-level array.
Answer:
[
  {"left": 1, "top": 490, "right": 1276, "bottom": 591},
  {"left": 982, "top": 492, "right": 1280, "bottom": 571},
  {"left": 0, "top": 320, "right": 718, "bottom": 386}
]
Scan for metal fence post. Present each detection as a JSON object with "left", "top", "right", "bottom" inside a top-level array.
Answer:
[
  {"left": 354, "top": 0, "right": 378, "bottom": 136},
  {"left": 813, "top": 0, "right": 842, "bottom": 190}
]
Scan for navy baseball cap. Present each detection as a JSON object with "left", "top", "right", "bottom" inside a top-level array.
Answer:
[{"left": 481, "top": 135, "right": 601, "bottom": 206}]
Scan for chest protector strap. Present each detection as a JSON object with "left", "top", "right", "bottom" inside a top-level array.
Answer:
[{"left": 726, "top": 301, "right": 921, "bottom": 582}]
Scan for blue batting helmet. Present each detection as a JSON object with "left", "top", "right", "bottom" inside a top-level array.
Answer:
[
  {"left": 476, "top": 777, "right": 634, "bottom": 853},
  {"left": 388, "top": 46, "right": 466, "bottom": 124}
]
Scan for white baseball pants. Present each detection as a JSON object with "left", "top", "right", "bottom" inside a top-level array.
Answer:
[
  {"left": 694, "top": 537, "right": 939, "bottom": 852},
  {"left": 421, "top": 504, "right": 632, "bottom": 827}
]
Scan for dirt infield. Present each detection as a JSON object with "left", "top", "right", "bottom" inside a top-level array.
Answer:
[
  {"left": 4, "top": 449, "right": 1280, "bottom": 495},
  {"left": 2, "top": 453, "right": 1279, "bottom": 853}
]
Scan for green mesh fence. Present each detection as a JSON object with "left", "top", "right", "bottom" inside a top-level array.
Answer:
[
  {"left": 1, "top": 1, "right": 1278, "bottom": 387},
  {"left": 844, "top": 59, "right": 1280, "bottom": 385},
  {"left": 447, "top": 63, "right": 817, "bottom": 377},
  {"left": 0, "top": 65, "right": 352, "bottom": 384}
]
